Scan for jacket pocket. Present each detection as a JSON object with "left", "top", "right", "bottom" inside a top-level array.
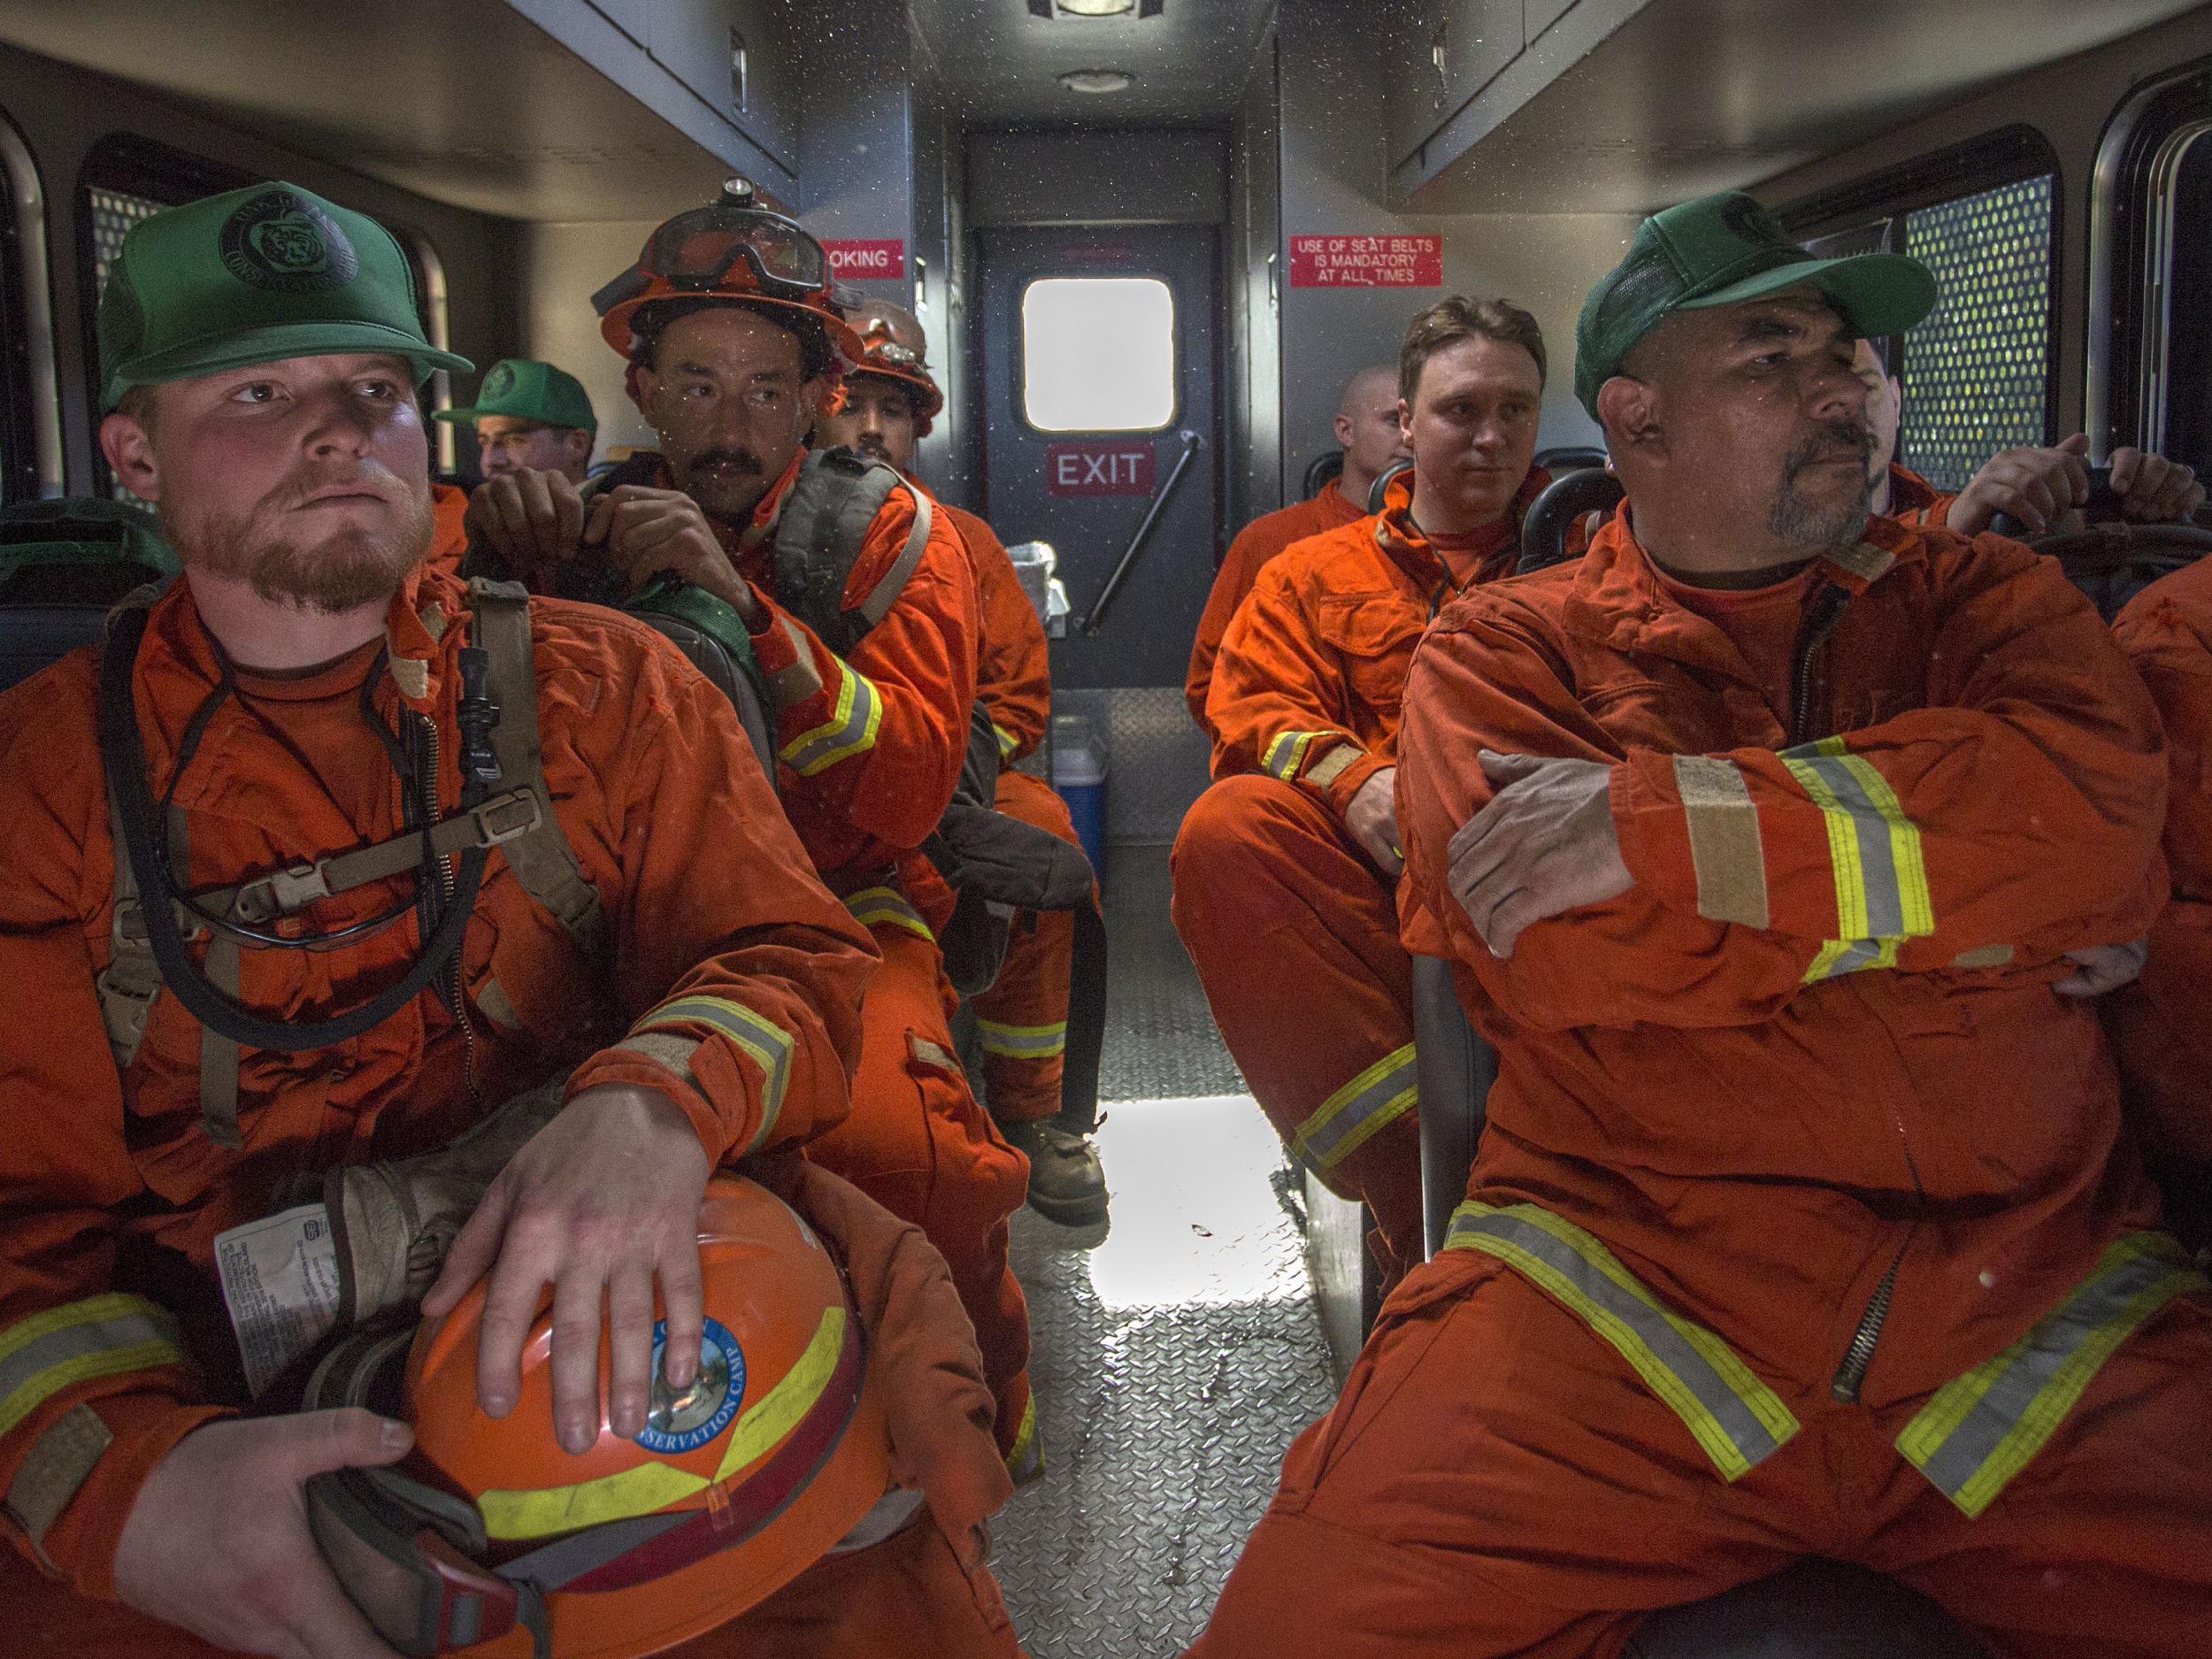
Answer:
[{"left": 1315, "top": 594, "right": 1422, "bottom": 723}]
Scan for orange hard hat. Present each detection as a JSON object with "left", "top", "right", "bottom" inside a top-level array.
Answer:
[
  {"left": 590, "top": 178, "right": 865, "bottom": 371},
  {"left": 303, "top": 1175, "right": 894, "bottom": 1658},
  {"left": 842, "top": 296, "right": 944, "bottom": 431}
]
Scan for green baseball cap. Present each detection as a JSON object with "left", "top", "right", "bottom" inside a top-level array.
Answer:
[
  {"left": 97, "top": 180, "right": 472, "bottom": 409},
  {"left": 1573, "top": 190, "right": 1937, "bottom": 419},
  {"left": 432, "top": 358, "right": 597, "bottom": 434}
]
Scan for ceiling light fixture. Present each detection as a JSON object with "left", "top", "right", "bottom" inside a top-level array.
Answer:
[
  {"left": 1027, "top": 0, "right": 1164, "bottom": 17},
  {"left": 1059, "top": 68, "right": 1135, "bottom": 94}
]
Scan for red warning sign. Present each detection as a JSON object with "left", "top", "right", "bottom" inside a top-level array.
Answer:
[
  {"left": 1287, "top": 234, "right": 1444, "bottom": 288},
  {"left": 821, "top": 238, "right": 907, "bottom": 280},
  {"left": 1045, "top": 442, "right": 1156, "bottom": 496}
]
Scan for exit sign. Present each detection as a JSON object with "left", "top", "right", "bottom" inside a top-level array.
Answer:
[{"left": 1045, "top": 442, "right": 1156, "bottom": 496}]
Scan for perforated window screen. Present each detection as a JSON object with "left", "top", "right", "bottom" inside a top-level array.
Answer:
[
  {"left": 1897, "top": 175, "right": 2054, "bottom": 492},
  {"left": 88, "top": 186, "right": 166, "bottom": 299}
]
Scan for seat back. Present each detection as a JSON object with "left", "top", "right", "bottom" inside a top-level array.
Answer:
[
  {"left": 0, "top": 497, "right": 179, "bottom": 692},
  {"left": 1302, "top": 449, "right": 1344, "bottom": 500},
  {"left": 634, "top": 611, "right": 777, "bottom": 780},
  {"left": 1519, "top": 467, "right": 1624, "bottom": 575},
  {"left": 0, "top": 606, "right": 109, "bottom": 691}
]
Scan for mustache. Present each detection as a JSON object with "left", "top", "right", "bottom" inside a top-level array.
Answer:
[
  {"left": 269, "top": 463, "right": 403, "bottom": 511},
  {"left": 1781, "top": 418, "right": 1874, "bottom": 481},
  {"left": 685, "top": 448, "right": 764, "bottom": 479},
  {"left": 849, "top": 434, "right": 892, "bottom": 460}
]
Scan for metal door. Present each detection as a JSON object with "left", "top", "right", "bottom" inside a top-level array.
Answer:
[{"left": 974, "top": 226, "right": 1220, "bottom": 690}]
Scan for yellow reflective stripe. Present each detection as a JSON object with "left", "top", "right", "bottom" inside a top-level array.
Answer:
[
  {"left": 1444, "top": 1202, "right": 1799, "bottom": 1481},
  {"left": 993, "top": 722, "right": 1019, "bottom": 758},
  {"left": 0, "top": 1294, "right": 182, "bottom": 1439},
  {"left": 1005, "top": 1392, "right": 1043, "bottom": 1487},
  {"left": 1781, "top": 736, "right": 1932, "bottom": 980},
  {"left": 634, "top": 995, "right": 794, "bottom": 1154},
  {"left": 479, "top": 1305, "right": 847, "bottom": 1540},
  {"left": 1261, "top": 730, "right": 1327, "bottom": 780},
  {"left": 1897, "top": 1233, "right": 2207, "bottom": 1518},
  {"left": 843, "top": 886, "right": 934, "bottom": 942},
  {"left": 780, "top": 664, "right": 883, "bottom": 776},
  {"left": 978, "top": 1018, "right": 1067, "bottom": 1059},
  {"left": 1292, "top": 1042, "right": 1417, "bottom": 1171}
]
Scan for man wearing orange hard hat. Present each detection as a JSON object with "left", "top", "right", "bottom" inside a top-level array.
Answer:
[
  {"left": 466, "top": 182, "right": 1041, "bottom": 1487},
  {"left": 0, "top": 180, "right": 1019, "bottom": 1658},
  {"left": 819, "top": 295, "right": 1110, "bottom": 1229}
]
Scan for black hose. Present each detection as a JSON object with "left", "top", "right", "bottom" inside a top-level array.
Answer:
[{"left": 97, "top": 603, "right": 487, "bottom": 1055}]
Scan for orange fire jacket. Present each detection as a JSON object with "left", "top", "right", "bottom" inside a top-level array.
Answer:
[
  {"left": 2110, "top": 556, "right": 2212, "bottom": 1161},
  {"left": 1186, "top": 478, "right": 1367, "bottom": 731},
  {"left": 0, "top": 565, "right": 879, "bottom": 1599},
  {"left": 642, "top": 450, "right": 979, "bottom": 918},
  {"left": 426, "top": 480, "right": 470, "bottom": 579},
  {"left": 1396, "top": 511, "right": 2170, "bottom": 1406},
  {"left": 1205, "top": 466, "right": 1546, "bottom": 820},
  {"left": 942, "top": 503, "right": 1050, "bottom": 765},
  {"left": 1885, "top": 464, "right": 1959, "bottom": 528}
]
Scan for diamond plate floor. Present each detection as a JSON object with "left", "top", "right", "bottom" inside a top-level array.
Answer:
[{"left": 991, "top": 847, "right": 1336, "bottom": 1659}]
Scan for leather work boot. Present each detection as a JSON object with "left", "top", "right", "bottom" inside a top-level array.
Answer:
[
  {"left": 325, "top": 1074, "right": 570, "bottom": 1325},
  {"left": 1002, "top": 1116, "right": 1110, "bottom": 1228}
]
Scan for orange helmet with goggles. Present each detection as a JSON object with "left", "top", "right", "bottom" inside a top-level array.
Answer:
[
  {"left": 303, "top": 1175, "right": 894, "bottom": 1658},
  {"left": 842, "top": 296, "right": 944, "bottom": 433},
  {"left": 590, "top": 178, "right": 865, "bottom": 370}
]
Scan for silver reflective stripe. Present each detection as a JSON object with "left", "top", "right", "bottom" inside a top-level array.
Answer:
[
  {"left": 1292, "top": 1043, "right": 1417, "bottom": 1171},
  {"left": 978, "top": 1018, "right": 1066, "bottom": 1059},
  {"left": 0, "top": 1294, "right": 183, "bottom": 1438},
  {"left": 1445, "top": 1202, "right": 1799, "bottom": 1481},
  {"left": 844, "top": 886, "right": 933, "bottom": 941},
  {"left": 633, "top": 995, "right": 795, "bottom": 1153},
  {"left": 1778, "top": 736, "right": 1932, "bottom": 981},
  {"left": 1897, "top": 1232, "right": 2207, "bottom": 1517},
  {"left": 780, "top": 665, "right": 882, "bottom": 776}
]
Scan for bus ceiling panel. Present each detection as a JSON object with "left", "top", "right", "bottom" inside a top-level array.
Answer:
[
  {"left": 907, "top": 0, "right": 1275, "bottom": 128},
  {"left": 1381, "top": 0, "right": 2205, "bottom": 214},
  {"left": 0, "top": 0, "right": 778, "bottom": 221},
  {"left": 967, "top": 130, "right": 1229, "bottom": 227}
]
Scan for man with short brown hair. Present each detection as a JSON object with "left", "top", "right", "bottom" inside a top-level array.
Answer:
[{"left": 1171, "top": 296, "right": 1550, "bottom": 1281}]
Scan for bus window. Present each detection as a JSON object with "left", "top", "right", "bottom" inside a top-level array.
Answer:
[
  {"left": 1895, "top": 175, "right": 2055, "bottom": 491},
  {"left": 1021, "top": 275, "right": 1177, "bottom": 432},
  {"left": 0, "top": 109, "right": 58, "bottom": 503}
]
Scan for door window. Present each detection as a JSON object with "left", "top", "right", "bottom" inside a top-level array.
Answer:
[{"left": 1021, "top": 276, "right": 1176, "bottom": 432}]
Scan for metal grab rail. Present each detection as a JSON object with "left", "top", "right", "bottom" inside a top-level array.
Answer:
[{"left": 1079, "top": 427, "right": 1202, "bottom": 636}]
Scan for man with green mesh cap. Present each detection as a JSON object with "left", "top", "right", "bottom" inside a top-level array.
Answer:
[
  {"left": 434, "top": 357, "right": 597, "bottom": 484},
  {"left": 0, "top": 180, "right": 902, "bottom": 1657},
  {"left": 1192, "top": 189, "right": 2212, "bottom": 1658}
]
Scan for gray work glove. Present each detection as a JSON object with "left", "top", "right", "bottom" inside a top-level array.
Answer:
[{"left": 324, "top": 1074, "right": 571, "bottom": 1326}]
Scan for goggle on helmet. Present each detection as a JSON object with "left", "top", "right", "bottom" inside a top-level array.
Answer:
[
  {"left": 591, "top": 179, "right": 865, "bottom": 369},
  {"left": 303, "top": 1176, "right": 895, "bottom": 1658}
]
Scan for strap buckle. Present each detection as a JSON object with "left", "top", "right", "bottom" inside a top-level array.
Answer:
[
  {"left": 471, "top": 790, "right": 542, "bottom": 847},
  {"left": 233, "top": 863, "right": 332, "bottom": 926}
]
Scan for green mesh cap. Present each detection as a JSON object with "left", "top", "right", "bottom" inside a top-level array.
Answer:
[
  {"left": 1573, "top": 191, "right": 1936, "bottom": 419},
  {"left": 97, "top": 180, "right": 472, "bottom": 408},
  {"left": 433, "top": 358, "right": 597, "bottom": 434}
]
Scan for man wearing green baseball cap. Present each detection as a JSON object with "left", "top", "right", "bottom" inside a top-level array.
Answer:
[
  {"left": 1193, "top": 190, "right": 2212, "bottom": 1657},
  {"left": 0, "top": 180, "right": 896, "bottom": 1659},
  {"left": 434, "top": 357, "right": 596, "bottom": 484}
]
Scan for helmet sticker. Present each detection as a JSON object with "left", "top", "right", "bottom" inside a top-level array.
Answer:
[
  {"left": 637, "top": 1317, "right": 747, "bottom": 1453},
  {"left": 219, "top": 189, "right": 358, "bottom": 294}
]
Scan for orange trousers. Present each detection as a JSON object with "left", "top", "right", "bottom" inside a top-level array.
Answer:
[
  {"left": 1171, "top": 774, "right": 1421, "bottom": 1280},
  {"left": 972, "top": 771, "right": 1080, "bottom": 1125},
  {"left": 808, "top": 920, "right": 1036, "bottom": 1474},
  {"left": 8, "top": 1513, "right": 1021, "bottom": 1657},
  {"left": 1188, "top": 1250, "right": 2212, "bottom": 1659}
]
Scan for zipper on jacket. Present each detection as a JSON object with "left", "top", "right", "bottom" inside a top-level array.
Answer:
[
  {"left": 1831, "top": 1243, "right": 1903, "bottom": 1402},
  {"left": 1787, "top": 580, "right": 1852, "bottom": 746}
]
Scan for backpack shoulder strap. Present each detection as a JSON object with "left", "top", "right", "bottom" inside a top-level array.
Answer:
[
  {"left": 770, "top": 448, "right": 931, "bottom": 654},
  {"left": 465, "top": 578, "right": 609, "bottom": 962},
  {"left": 94, "top": 588, "right": 164, "bottom": 1074}
]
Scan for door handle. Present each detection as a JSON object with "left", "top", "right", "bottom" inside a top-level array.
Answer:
[{"left": 1079, "top": 429, "right": 1202, "bottom": 637}]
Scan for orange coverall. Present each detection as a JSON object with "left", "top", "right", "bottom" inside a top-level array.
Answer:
[
  {"left": 718, "top": 457, "right": 1034, "bottom": 1473},
  {"left": 2110, "top": 556, "right": 2212, "bottom": 1164},
  {"left": 0, "top": 567, "right": 1017, "bottom": 1650},
  {"left": 426, "top": 480, "right": 470, "bottom": 578},
  {"left": 1884, "top": 463, "right": 1959, "bottom": 528},
  {"left": 943, "top": 501, "right": 1085, "bottom": 1126},
  {"left": 1186, "top": 476, "right": 1366, "bottom": 732},
  {"left": 1191, "top": 511, "right": 2212, "bottom": 1659},
  {"left": 1171, "top": 468, "right": 1544, "bottom": 1279}
]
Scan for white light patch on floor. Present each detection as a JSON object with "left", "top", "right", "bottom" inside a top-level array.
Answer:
[{"left": 1083, "top": 1094, "right": 1306, "bottom": 1311}]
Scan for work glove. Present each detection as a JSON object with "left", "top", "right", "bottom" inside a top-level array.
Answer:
[{"left": 324, "top": 1074, "right": 571, "bottom": 1326}]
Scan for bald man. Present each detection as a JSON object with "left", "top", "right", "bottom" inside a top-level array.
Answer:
[{"left": 1186, "top": 365, "right": 1408, "bottom": 731}]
